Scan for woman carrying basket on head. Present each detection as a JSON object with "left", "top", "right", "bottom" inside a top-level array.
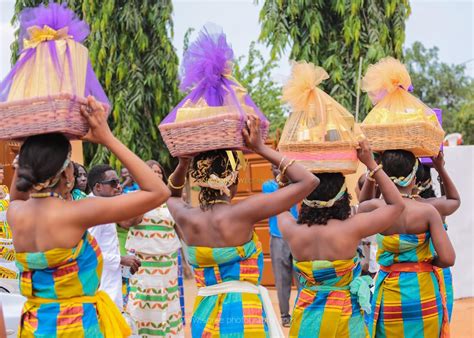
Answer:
[
  {"left": 8, "top": 97, "right": 170, "bottom": 337},
  {"left": 359, "top": 149, "right": 455, "bottom": 338},
  {"left": 166, "top": 116, "right": 318, "bottom": 337},
  {"left": 276, "top": 140, "right": 405, "bottom": 338}
]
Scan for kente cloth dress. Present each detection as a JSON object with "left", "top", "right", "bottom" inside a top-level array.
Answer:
[
  {"left": 187, "top": 233, "right": 270, "bottom": 337},
  {"left": 290, "top": 256, "right": 371, "bottom": 337},
  {"left": 15, "top": 232, "right": 130, "bottom": 337},
  {"left": 369, "top": 232, "right": 450, "bottom": 338},
  {"left": 0, "top": 186, "right": 17, "bottom": 282}
]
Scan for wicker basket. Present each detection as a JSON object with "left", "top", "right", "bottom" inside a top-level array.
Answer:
[
  {"left": 279, "top": 141, "right": 359, "bottom": 174},
  {"left": 0, "top": 93, "right": 93, "bottom": 140},
  {"left": 360, "top": 121, "right": 444, "bottom": 157},
  {"left": 159, "top": 112, "right": 269, "bottom": 157}
]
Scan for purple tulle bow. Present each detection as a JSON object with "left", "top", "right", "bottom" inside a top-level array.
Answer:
[
  {"left": 0, "top": 2, "right": 108, "bottom": 105},
  {"left": 18, "top": 2, "right": 90, "bottom": 52},
  {"left": 179, "top": 25, "right": 234, "bottom": 106}
]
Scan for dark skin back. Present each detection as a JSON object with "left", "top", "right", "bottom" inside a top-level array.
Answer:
[
  {"left": 358, "top": 155, "right": 456, "bottom": 268},
  {"left": 167, "top": 116, "right": 319, "bottom": 248},
  {"left": 277, "top": 140, "right": 405, "bottom": 262},
  {"left": 8, "top": 97, "right": 170, "bottom": 253}
]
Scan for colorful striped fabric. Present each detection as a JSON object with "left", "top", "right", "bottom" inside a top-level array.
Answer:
[
  {"left": 177, "top": 250, "right": 186, "bottom": 325},
  {"left": 126, "top": 205, "right": 184, "bottom": 337},
  {"left": 290, "top": 256, "right": 369, "bottom": 337},
  {"left": 369, "top": 232, "right": 447, "bottom": 338},
  {"left": 0, "top": 188, "right": 18, "bottom": 281},
  {"left": 432, "top": 224, "right": 453, "bottom": 321},
  {"left": 187, "top": 233, "right": 269, "bottom": 337},
  {"left": 15, "top": 232, "right": 104, "bottom": 337}
]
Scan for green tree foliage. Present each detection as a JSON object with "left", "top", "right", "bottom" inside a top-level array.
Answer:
[
  {"left": 233, "top": 42, "right": 286, "bottom": 137},
  {"left": 12, "top": 0, "right": 179, "bottom": 169},
  {"left": 404, "top": 41, "right": 473, "bottom": 135},
  {"left": 258, "top": 0, "right": 411, "bottom": 120},
  {"left": 453, "top": 82, "right": 474, "bottom": 144}
]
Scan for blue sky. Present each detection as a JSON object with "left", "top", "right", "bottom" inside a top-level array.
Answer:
[{"left": 0, "top": 0, "right": 472, "bottom": 80}]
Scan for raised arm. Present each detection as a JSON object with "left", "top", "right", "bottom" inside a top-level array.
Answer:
[
  {"left": 349, "top": 140, "right": 405, "bottom": 238},
  {"left": 229, "top": 116, "right": 319, "bottom": 225},
  {"left": 427, "top": 204, "right": 455, "bottom": 268},
  {"left": 358, "top": 174, "right": 377, "bottom": 203},
  {"left": 426, "top": 151, "right": 460, "bottom": 216},
  {"left": 165, "top": 157, "right": 193, "bottom": 227},
  {"left": 66, "top": 96, "right": 171, "bottom": 228}
]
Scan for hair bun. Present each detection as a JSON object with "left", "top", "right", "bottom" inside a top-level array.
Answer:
[{"left": 16, "top": 166, "right": 38, "bottom": 192}]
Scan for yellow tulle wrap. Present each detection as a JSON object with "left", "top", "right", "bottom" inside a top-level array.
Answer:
[
  {"left": 8, "top": 33, "right": 87, "bottom": 101},
  {"left": 362, "top": 57, "right": 441, "bottom": 127},
  {"left": 280, "top": 61, "right": 356, "bottom": 143}
]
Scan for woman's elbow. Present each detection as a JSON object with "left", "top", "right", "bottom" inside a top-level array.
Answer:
[{"left": 437, "top": 252, "right": 456, "bottom": 268}]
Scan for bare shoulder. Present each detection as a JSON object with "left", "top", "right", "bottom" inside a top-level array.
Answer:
[
  {"left": 358, "top": 199, "right": 385, "bottom": 213},
  {"left": 418, "top": 201, "right": 439, "bottom": 216},
  {"left": 6, "top": 200, "right": 25, "bottom": 225}
]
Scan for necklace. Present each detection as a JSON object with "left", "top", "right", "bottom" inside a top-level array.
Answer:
[
  {"left": 30, "top": 192, "right": 64, "bottom": 200},
  {"left": 400, "top": 193, "right": 420, "bottom": 200},
  {"left": 209, "top": 200, "right": 230, "bottom": 205}
]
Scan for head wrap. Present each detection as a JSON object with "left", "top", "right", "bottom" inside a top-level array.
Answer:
[
  {"left": 32, "top": 151, "right": 72, "bottom": 191},
  {"left": 303, "top": 183, "right": 347, "bottom": 208},
  {"left": 194, "top": 150, "right": 242, "bottom": 197},
  {"left": 390, "top": 160, "right": 418, "bottom": 187}
]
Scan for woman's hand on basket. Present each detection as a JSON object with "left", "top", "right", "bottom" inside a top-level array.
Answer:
[
  {"left": 243, "top": 115, "right": 264, "bottom": 153},
  {"left": 431, "top": 151, "right": 445, "bottom": 170},
  {"left": 357, "top": 139, "right": 377, "bottom": 170},
  {"left": 80, "top": 96, "right": 114, "bottom": 145}
]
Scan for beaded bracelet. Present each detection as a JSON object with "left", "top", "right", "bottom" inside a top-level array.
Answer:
[
  {"left": 367, "top": 164, "right": 383, "bottom": 181},
  {"left": 167, "top": 173, "right": 185, "bottom": 190}
]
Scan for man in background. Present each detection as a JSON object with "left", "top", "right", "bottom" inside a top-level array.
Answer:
[
  {"left": 262, "top": 164, "right": 299, "bottom": 327},
  {"left": 88, "top": 164, "right": 141, "bottom": 309},
  {"left": 121, "top": 167, "right": 139, "bottom": 193}
]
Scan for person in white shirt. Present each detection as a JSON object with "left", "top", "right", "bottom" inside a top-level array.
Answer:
[{"left": 87, "top": 164, "right": 141, "bottom": 309}]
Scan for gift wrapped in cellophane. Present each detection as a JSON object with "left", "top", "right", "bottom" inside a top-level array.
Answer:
[
  {"left": 159, "top": 25, "right": 269, "bottom": 157},
  {"left": 0, "top": 2, "right": 109, "bottom": 140},
  {"left": 361, "top": 57, "right": 444, "bottom": 156},
  {"left": 278, "top": 61, "right": 358, "bottom": 174}
]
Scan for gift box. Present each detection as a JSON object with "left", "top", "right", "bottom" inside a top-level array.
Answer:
[
  {"left": 159, "top": 26, "right": 269, "bottom": 157},
  {"left": 278, "top": 61, "right": 358, "bottom": 174},
  {"left": 360, "top": 57, "right": 444, "bottom": 157},
  {"left": 0, "top": 3, "right": 109, "bottom": 140}
]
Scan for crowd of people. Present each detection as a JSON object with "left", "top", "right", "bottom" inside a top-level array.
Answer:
[{"left": 0, "top": 98, "right": 460, "bottom": 338}]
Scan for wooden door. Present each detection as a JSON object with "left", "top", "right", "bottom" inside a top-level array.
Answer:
[{"left": 0, "top": 141, "right": 21, "bottom": 188}]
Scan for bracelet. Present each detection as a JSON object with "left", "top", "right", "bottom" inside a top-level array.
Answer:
[
  {"left": 280, "top": 159, "right": 296, "bottom": 177},
  {"left": 277, "top": 157, "right": 286, "bottom": 172},
  {"left": 167, "top": 173, "right": 185, "bottom": 190},
  {"left": 365, "top": 171, "right": 376, "bottom": 182},
  {"left": 368, "top": 164, "right": 383, "bottom": 180},
  {"left": 275, "top": 173, "right": 289, "bottom": 187}
]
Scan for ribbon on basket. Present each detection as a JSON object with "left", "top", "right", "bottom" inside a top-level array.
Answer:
[
  {"left": 0, "top": 2, "right": 108, "bottom": 105},
  {"left": 161, "top": 24, "right": 267, "bottom": 131},
  {"left": 23, "top": 25, "right": 71, "bottom": 49}
]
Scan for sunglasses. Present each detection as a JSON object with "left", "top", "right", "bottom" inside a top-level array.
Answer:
[{"left": 99, "top": 179, "right": 120, "bottom": 188}]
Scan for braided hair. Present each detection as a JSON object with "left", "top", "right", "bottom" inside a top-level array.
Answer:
[{"left": 190, "top": 149, "right": 240, "bottom": 210}]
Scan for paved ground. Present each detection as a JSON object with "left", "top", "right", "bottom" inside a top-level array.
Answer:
[{"left": 182, "top": 278, "right": 474, "bottom": 337}]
